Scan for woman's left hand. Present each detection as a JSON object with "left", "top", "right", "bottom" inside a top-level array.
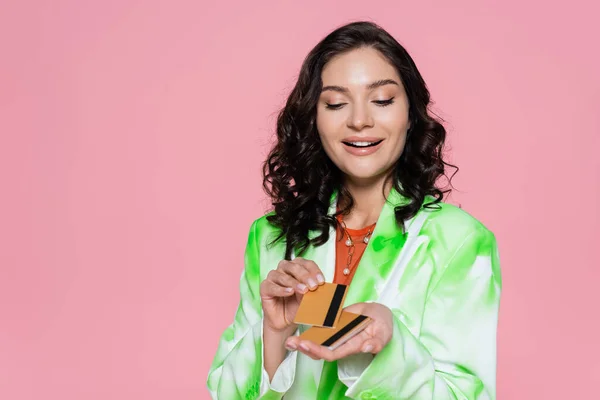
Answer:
[{"left": 284, "top": 302, "right": 393, "bottom": 361}]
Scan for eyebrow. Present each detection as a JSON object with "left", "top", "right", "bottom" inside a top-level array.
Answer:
[{"left": 321, "top": 79, "right": 399, "bottom": 94}]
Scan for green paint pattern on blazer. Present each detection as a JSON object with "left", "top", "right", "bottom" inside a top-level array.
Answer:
[{"left": 207, "top": 187, "right": 501, "bottom": 399}]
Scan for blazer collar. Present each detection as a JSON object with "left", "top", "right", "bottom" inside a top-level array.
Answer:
[{"left": 301, "top": 185, "right": 414, "bottom": 306}]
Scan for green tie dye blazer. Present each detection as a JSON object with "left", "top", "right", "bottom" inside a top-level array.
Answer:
[{"left": 207, "top": 187, "right": 501, "bottom": 399}]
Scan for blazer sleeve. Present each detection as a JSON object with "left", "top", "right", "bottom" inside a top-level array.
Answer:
[
  {"left": 338, "top": 226, "right": 502, "bottom": 399},
  {"left": 206, "top": 219, "right": 299, "bottom": 399}
]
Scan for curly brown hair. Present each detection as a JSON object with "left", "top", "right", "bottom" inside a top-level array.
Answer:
[{"left": 262, "top": 21, "right": 457, "bottom": 260}]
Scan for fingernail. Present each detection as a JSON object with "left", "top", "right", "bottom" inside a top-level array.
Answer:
[
  {"left": 286, "top": 342, "right": 297, "bottom": 350},
  {"left": 285, "top": 287, "right": 293, "bottom": 293},
  {"left": 307, "top": 278, "right": 317, "bottom": 289},
  {"left": 299, "top": 342, "right": 310, "bottom": 351},
  {"left": 316, "top": 274, "right": 325, "bottom": 284},
  {"left": 362, "top": 344, "right": 373, "bottom": 353},
  {"left": 297, "top": 283, "right": 307, "bottom": 292}
]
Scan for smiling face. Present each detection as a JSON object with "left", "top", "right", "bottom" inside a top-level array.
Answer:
[{"left": 316, "top": 47, "right": 411, "bottom": 186}]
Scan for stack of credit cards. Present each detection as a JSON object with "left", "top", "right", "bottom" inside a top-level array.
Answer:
[{"left": 293, "top": 283, "right": 372, "bottom": 350}]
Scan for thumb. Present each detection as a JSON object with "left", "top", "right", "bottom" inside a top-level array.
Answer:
[
  {"left": 359, "top": 337, "right": 383, "bottom": 355},
  {"left": 342, "top": 302, "right": 367, "bottom": 315}
]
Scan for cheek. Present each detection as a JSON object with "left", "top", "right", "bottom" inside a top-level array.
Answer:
[
  {"left": 378, "top": 114, "right": 410, "bottom": 144},
  {"left": 377, "top": 109, "right": 409, "bottom": 129},
  {"left": 316, "top": 115, "right": 338, "bottom": 146},
  {"left": 395, "top": 136, "right": 408, "bottom": 156},
  {"left": 390, "top": 131, "right": 408, "bottom": 152}
]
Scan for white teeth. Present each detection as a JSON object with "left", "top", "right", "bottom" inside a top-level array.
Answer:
[{"left": 350, "top": 141, "right": 375, "bottom": 147}]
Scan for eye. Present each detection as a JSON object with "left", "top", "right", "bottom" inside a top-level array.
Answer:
[
  {"left": 325, "top": 102, "right": 346, "bottom": 110},
  {"left": 373, "top": 97, "right": 395, "bottom": 107}
]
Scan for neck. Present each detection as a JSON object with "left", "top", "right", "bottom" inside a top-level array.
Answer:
[{"left": 338, "top": 173, "right": 394, "bottom": 229}]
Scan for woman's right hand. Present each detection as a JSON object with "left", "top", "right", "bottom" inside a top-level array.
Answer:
[{"left": 260, "top": 257, "right": 325, "bottom": 334}]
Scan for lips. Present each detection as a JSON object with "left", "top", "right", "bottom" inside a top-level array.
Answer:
[
  {"left": 341, "top": 137, "right": 385, "bottom": 156},
  {"left": 342, "top": 140, "right": 384, "bottom": 148}
]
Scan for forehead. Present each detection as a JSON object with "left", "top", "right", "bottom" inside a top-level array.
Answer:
[{"left": 321, "top": 47, "right": 400, "bottom": 87}]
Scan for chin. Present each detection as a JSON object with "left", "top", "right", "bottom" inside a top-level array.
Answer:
[{"left": 342, "top": 167, "right": 386, "bottom": 182}]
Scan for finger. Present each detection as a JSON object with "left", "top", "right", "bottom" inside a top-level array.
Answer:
[
  {"left": 286, "top": 337, "right": 312, "bottom": 354},
  {"left": 288, "top": 261, "right": 320, "bottom": 291},
  {"left": 357, "top": 338, "right": 384, "bottom": 354},
  {"left": 292, "top": 257, "right": 325, "bottom": 286},
  {"left": 296, "top": 340, "right": 335, "bottom": 361},
  {"left": 329, "top": 330, "right": 371, "bottom": 359},
  {"left": 290, "top": 330, "right": 374, "bottom": 361},
  {"left": 260, "top": 279, "right": 295, "bottom": 299},
  {"left": 284, "top": 336, "right": 301, "bottom": 350},
  {"left": 352, "top": 331, "right": 385, "bottom": 354},
  {"left": 298, "top": 347, "right": 321, "bottom": 361},
  {"left": 277, "top": 260, "right": 309, "bottom": 284},
  {"left": 278, "top": 261, "right": 315, "bottom": 292},
  {"left": 292, "top": 339, "right": 323, "bottom": 360},
  {"left": 268, "top": 270, "right": 302, "bottom": 293}
]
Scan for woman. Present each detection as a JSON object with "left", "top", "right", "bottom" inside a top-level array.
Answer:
[{"left": 207, "top": 21, "right": 501, "bottom": 399}]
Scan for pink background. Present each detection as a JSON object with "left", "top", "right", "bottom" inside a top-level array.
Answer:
[{"left": 1, "top": 1, "right": 599, "bottom": 399}]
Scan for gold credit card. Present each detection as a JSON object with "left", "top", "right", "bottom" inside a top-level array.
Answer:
[
  {"left": 298, "top": 311, "right": 372, "bottom": 350},
  {"left": 293, "top": 283, "right": 348, "bottom": 328}
]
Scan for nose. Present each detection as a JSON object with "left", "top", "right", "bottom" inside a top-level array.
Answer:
[{"left": 347, "top": 102, "right": 374, "bottom": 130}]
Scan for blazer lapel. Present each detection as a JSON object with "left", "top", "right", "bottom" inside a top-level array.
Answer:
[
  {"left": 299, "top": 186, "right": 412, "bottom": 305},
  {"left": 342, "top": 187, "right": 410, "bottom": 306}
]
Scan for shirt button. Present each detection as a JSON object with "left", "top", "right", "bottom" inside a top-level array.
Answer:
[{"left": 361, "top": 392, "right": 373, "bottom": 399}]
